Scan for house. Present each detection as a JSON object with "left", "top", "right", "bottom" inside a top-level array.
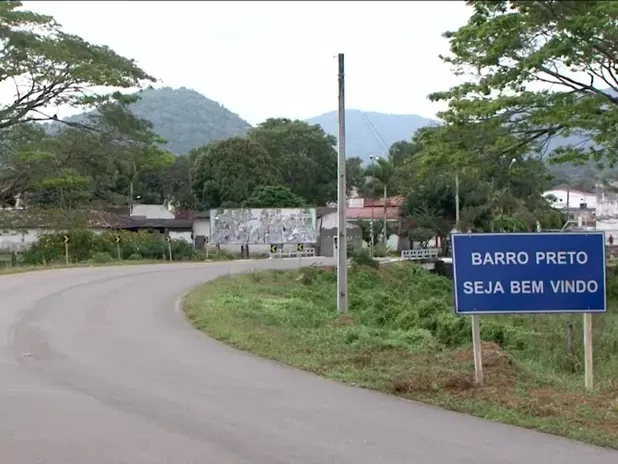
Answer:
[
  {"left": 0, "top": 207, "right": 193, "bottom": 252},
  {"left": 543, "top": 185, "right": 596, "bottom": 210},
  {"left": 0, "top": 209, "right": 133, "bottom": 252},
  {"left": 130, "top": 204, "right": 193, "bottom": 243},
  {"left": 318, "top": 197, "right": 404, "bottom": 251}
]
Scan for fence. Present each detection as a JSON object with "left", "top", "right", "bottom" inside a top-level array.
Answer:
[
  {"left": 401, "top": 248, "right": 439, "bottom": 260},
  {"left": 269, "top": 247, "right": 316, "bottom": 259}
]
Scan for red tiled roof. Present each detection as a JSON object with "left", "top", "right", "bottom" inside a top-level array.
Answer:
[
  {"left": 363, "top": 195, "right": 405, "bottom": 207},
  {"left": 346, "top": 207, "right": 401, "bottom": 220}
]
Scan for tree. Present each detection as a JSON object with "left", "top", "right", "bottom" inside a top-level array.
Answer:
[
  {"left": 388, "top": 140, "right": 421, "bottom": 168},
  {"left": 248, "top": 118, "right": 337, "bottom": 205},
  {"left": 0, "top": 101, "right": 174, "bottom": 209},
  {"left": 365, "top": 157, "right": 398, "bottom": 243},
  {"left": 190, "top": 137, "right": 281, "bottom": 210},
  {"left": 346, "top": 156, "right": 364, "bottom": 196},
  {"left": 32, "top": 168, "right": 92, "bottom": 209},
  {"left": 245, "top": 185, "right": 306, "bottom": 208},
  {"left": 139, "top": 155, "right": 195, "bottom": 208},
  {"left": 431, "top": 1, "right": 618, "bottom": 167},
  {"left": 0, "top": 1, "right": 155, "bottom": 130},
  {"left": 0, "top": 123, "right": 49, "bottom": 205}
]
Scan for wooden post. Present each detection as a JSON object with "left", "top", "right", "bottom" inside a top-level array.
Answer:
[{"left": 583, "top": 312, "right": 593, "bottom": 391}]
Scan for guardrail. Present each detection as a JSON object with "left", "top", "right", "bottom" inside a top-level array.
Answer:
[
  {"left": 269, "top": 248, "right": 316, "bottom": 259},
  {"left": 401, "top": 248, "right": 439, "bottom": 260}
]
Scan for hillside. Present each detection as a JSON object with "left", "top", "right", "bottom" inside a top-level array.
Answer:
[
  {"left": 305, "top": 109, "right": 607, "bottom": 187},
  {"left": 306, "top": 110, "right": 439, "bottom": 163},
  {"left": 59, "top": 87, "right": 253, "bottom": 155}
]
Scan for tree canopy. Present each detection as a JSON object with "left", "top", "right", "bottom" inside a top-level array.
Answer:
[
  {"left": 244, "top": 185, "right": 306, "bottom": 208},
  {"left": 0, "top": 1, "right": 154, "bottom": 130},
  {"left": 247, "top": 118, "right": 338, "bottom": 205},
  {"left": 431, "top": 0, "right": 618, "bottom": 168},
  {"left": 190, "top": 137, "right": 280, "bottom": 210}
]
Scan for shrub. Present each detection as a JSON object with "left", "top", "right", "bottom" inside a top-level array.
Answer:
[
  {"left": 91, "top": 252, "right": 114, "bottom": 263},
  {"left": 349, "top": 248, "right": 380, "bottom": 268},
  {"left": 22, "top": 229, "right": 199, "bottom": 264}
]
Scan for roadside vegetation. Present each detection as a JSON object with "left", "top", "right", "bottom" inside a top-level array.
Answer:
[
  {"left": 185, "top": 261, "right": 618, "bottom": 448},
  {"left": 0, "top": 229, "right": 243, "bottom": 275}
]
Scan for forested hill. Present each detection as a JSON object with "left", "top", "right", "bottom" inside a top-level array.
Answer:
[
  {"left": 60, "top": 87, "right": 253, "bottom": 155},
  {"left": 306, "top": 110, "right": 439, "bottom": 163}
]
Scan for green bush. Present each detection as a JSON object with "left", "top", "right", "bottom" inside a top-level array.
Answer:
[
  {"left": 91, "top": 252, "right": 114, "bottom": 263},
  {"left": 349, "top": 248, "right": 380, "bottom": 268},
  {"left": 21, "top": 229, "right": 199, "bottom": 264}
]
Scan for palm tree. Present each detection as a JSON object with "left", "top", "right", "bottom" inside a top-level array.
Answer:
[{"left": 365, "top": 157, "right": 396, "bottom": 243}]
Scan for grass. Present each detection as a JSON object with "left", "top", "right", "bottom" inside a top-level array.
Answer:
[
  {"left": 0, "top": 258, "right": 171, "bottom": 275},
  {"left": 0, "top": 249, "right": 267, "bottom": 276},
  {"left": 184, "top": 262, "right": 618, "bottom": 448}
]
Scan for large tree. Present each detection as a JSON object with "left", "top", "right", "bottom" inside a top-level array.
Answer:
[
  {"left": 345, "top": 156, "right": 364, "bottom": 196},
  {"left": 432, "top": 1, "right": 618, "bottom": 167},
  {"left": 0, "top": 1, "right": 154, "bottom": 130},
  {"left": 0, "top": 103, "right": 173, "bottom": 208},
  {"left": 244, "top": 185, "right": 306, "bottom": 208},
  {"left": 247, "top": 118, "right": 337, "bottom": 205},
  {"left": 190, "top": 137, "right": 281, "bottom": 210}
]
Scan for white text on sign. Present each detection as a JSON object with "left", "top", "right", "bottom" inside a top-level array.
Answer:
[
  {"left": 470, "top": 251, "right": 589, "bottom": 266},
  {"left": 462, "top": 280, "right": 600, "bottom": 295}
]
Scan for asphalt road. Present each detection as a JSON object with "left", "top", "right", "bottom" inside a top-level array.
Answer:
[{"left": 0, "top": 259, "right": 616, "bottom": 464}]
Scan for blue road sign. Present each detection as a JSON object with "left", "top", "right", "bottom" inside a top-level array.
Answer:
[{"left": 452, "top": 232, "right": 606, "bottom": 315}]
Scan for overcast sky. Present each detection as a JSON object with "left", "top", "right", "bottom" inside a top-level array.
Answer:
[{"left": 24, "top": 0, "right": 472, "bottom": 125}]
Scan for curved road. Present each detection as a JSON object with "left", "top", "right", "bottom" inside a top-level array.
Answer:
[{"left": 0, "top": 259, "right": 615, "bottom": 464}]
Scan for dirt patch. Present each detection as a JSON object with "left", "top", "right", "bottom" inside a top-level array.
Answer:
[
  {"left": 442, "top": 372, "right": 475, "bottom": 391},
  {"left": 332, "top": 315, "right": 355, "bottom": 326},
  {"left": 453, "top": 341, "right": 513, "bottom": 370},
  {"left": 392, "top": 370, "right": 475, "bottom": 394}
]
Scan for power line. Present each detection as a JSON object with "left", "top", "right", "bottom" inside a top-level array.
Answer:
[{"left": 361, "top": 112, "right": 390, "bottom": 152}]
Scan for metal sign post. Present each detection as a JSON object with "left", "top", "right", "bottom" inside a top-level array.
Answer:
[
  {"left": 115, "top": 235, "right": 121, "bottom": 260},
  {"left": 452, "top": 232, "right": 606, "bottom": 389},
  {"left": 205, "top": 236, "right": 210, "bottom": 260},
  {"left": 165, "top": 235, "right": 173, "bottom": 262},
  {"left": 297, "top": 243, "right": 304, "bottom": 266},
  {"left": 63, "top": 235, "right": 70, "bottom": 265}
]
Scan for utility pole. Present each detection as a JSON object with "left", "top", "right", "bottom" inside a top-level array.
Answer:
[
  {"left": 455, "top": 171, "right": 460, "bottom": 232},
  {"left": 337, "top": 53, "right": 348, "bottom": 314},
  {"left": 369, "top": 155, "right": 377, "bottom": 257},
  {"left": 383, "top": 184, "right": 388, "bottom": 244}
]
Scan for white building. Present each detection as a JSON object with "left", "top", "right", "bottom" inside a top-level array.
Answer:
[{"left": 543, "top": 185, "right": 596, "bottom": 210}]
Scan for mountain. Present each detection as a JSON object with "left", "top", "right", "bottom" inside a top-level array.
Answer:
[
  {"left": 60, "top": 87, "right": 253, "bottom": 155},
  {"left": 305, "top": 109, "right": 606, "bottom": 187},
  {"left": 306, "top": 110, "right": 439, "bottom": 163}
]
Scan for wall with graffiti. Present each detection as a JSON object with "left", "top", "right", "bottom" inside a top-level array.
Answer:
[{"left": 210, "top": 208, "right": 317, "bottom": 245}]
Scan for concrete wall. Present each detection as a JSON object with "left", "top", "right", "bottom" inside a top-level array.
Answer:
[
  {"left": 169, "top": 231, "right": 192, "bottom": 243},
  {"left": 320, "top": 212, "right": 401, "bottom": 250},
  {"left": 195, "top": 217, "right": 322, "bottom": 255},
  {"left": 593, "top": 188, "right": 618, "bottom": 243}
]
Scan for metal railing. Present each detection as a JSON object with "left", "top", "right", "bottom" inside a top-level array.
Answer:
[
  {"left": 269, "top": 248, "right": 316, "bottom": 259},
  {"left": 401, "top": 248, "right": 439, "bottom": 260}
]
